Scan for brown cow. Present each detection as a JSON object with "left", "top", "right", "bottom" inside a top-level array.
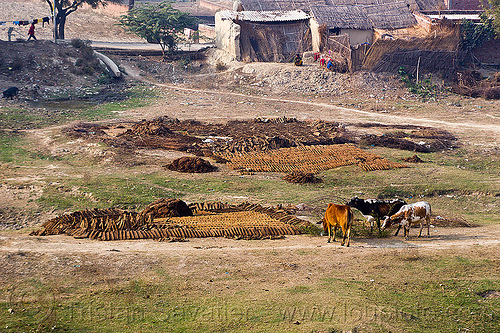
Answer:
[{"left": 322, "top": 203, "right": 353, "bottom": 246}]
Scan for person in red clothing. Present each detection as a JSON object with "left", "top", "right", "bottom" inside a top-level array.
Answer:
[{"left": 27, "top": 23, "right": 36, "bottom": 41}]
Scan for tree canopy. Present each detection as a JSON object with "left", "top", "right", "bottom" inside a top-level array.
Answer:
[
  {"left": 460, "top": 13, "right": 496, "bottom": 51},
  {"left": 46, "top": 0, "right": 119, "bottom": 39},
  {"left": 118, "top": 1, "right": 198, "bottom": 58},
  {"left": 486, "top": 0, "right": 500, "bottom": 36}
]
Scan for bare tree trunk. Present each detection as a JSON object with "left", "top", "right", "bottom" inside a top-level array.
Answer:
[
  {"left": 56, "top": 11, "right": 66, "bottom": 39},
  {"left": 128, "top": 0, "right": 135, "bottom": 10}
]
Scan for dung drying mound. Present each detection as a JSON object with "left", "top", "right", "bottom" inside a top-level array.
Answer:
[
  {"left": 224, "top": 144, "right": 408, "bottom": 173},
  {"left": 137, "top": 198, "right": 193, "bottom": 223},
  {"left": 165, "top": 157, "right": 217, "bottom": 173},
  {"left": 30, "top": 200, "right": 310, "bottom": 241},
  {"left": 402, "top": 154, "right": 424, "bottom": 163},
  {"left": 283, "top": 172, "right": 323, "bottom": 184},
  {"left": 64, "top": 117, "right": 459, "bottom": 161},
  {"left": 128, "top": 118, "right": 173, "bottom": 136}
]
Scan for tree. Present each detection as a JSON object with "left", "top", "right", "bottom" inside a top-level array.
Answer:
[
  {"left": 128, "top": 0, "right": 134, "bottom": 10},
  {"left": 118, "top": 1, "right": 198, "bottom": 58},
  {"left": 46, "top": 0, "right": 119, "bottom": 40},
  {"left": 486, "top": 0, "right": 500, "bottom": 35},
  {"left": 460, "top": 13, "right": 496, "bottom": 51}
]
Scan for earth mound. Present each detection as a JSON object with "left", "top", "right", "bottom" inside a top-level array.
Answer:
[
  {"left": 137, "top": 198, "right": 192, "bottom": 223},
  {"left": 402, "top": 154, "right": 424, "bottom": 163},
  {"left": 165, "top": 157, "right": 217, "bottom": 173},
  {"left": 283, "top": 172, "right": 323, "bottom": 184}
]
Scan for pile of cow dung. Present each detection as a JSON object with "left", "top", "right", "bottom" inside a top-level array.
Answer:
[
  {"left": 283, "top": 172, "right": 323, "bottom": 184},
  {"left": 402, "top": 154, "right": 424, "bottom": 163},
  {"left": 30, "top": 199, "right": 310, "bottom": 241},
  {"left": 164, "top": 157, "right": 217, "bottom": 173},
  {"left": 63, "top": 117, "right": 458, "bottom": 165},
  {"left": 137, "top": 198, "right": 193, "bottom": 222},
  {"left": 64, "top": 117, "right": 352, "bottom": 156}
]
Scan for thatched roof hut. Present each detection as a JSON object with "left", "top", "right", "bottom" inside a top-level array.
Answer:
[
  {"left": 239, "top": 0, "right": 327, "bottom": 11},
  {"left": 365, "top": 2, "right": 417, "bottom": 29},
  {"left": 310, "top": 5, "right": 372, "bottom": 30},
  {"left": 310, "top": 2, "right": 416, "bottom": 30}
]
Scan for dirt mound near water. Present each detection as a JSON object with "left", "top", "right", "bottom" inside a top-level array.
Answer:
[{"left": 165, "top": 157, "right": 217, "bottom": 173}]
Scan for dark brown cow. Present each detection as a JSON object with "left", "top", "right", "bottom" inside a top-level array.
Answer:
[
  {"left": 321, "top": 203, "right": 353, "bottom": 246},
  {"left": 346, "top": 197, "right": 406, "bottom": 233}
]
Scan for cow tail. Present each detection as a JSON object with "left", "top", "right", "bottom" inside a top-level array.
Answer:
[{"left": 348, "top": 209, "right": 353, "bottom": 228}]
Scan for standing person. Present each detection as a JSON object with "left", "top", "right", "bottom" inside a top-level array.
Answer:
[{"left": 27, "top": 23, "right": 36, "bottom": 41}]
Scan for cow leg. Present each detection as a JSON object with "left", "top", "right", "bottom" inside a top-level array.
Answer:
[
  {"left": 344, "top": 226, "right": 351, "bottom": 247},
  {"left": 327, "top": 225, "right": 331, "bottom": 243},
  {"left": 394, "top": 224, "right": 402, "bottom": 236},
  {"left": 404, "top": 225, "right": 410, "bottom": 240},
  {"left": 418, "top": 222, "right": 423, "bottom": 237},
  {"left": 340, "top": 225, "right": 346, "bottom": 246},
  {"left": 427, "top": 216, "right": 430, "bottom": 237},
  {"left": 333, "top": 226, "right": 338, "bottom": 242}
]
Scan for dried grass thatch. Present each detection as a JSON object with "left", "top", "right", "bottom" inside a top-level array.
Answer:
[{"left": 362, "top": 22, "right": 460, "bottom": 72}]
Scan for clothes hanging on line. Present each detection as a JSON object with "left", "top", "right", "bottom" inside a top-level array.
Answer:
[{"left": 7, "top": 16, "right": 52, "bottom": 27}]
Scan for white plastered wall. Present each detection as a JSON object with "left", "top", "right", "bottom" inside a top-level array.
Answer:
[{"left": 215, "top": 13, "right": 241, "bottom": 60}]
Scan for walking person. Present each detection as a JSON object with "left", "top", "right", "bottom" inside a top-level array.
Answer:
[{"left": 27, "top": 22, "right": 37, "bottom": 41}]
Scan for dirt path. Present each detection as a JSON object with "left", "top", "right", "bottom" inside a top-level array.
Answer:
[{"left": 2, "top": 224, "right": 498, "bottom": 257}]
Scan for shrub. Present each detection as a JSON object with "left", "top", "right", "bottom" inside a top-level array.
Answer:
[
  {"left": 483, "top": 86, "right": 500, "bottom": 99},
  {"left": 215, "top": 61, "right": 226, "bottom": 72}
]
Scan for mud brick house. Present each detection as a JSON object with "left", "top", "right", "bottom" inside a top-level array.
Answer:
[
  {"left": 215, "top": 9, "right": 312, "bottom": 61},
  {"left": 216, "top": 0, "right": 419, "bottom": 60},
  {"left": 309, "top": 1, "right": 417, "bottom": 48}
]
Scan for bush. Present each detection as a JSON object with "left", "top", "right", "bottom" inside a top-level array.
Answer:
[
  {"left": 398, "top": 66, "right": 437, "bottom": 100},
  {"left": 8, "top": 57, "right": 23, "bottom": 71},
  {"left": 215, "top": 61, "right": 226, "bottom": 72},
  {"left": 483, "top": 86, "right": 500, "bottom": 99},
  {"left": 71, "top": 38, "right": 88, "bottom": 49}
]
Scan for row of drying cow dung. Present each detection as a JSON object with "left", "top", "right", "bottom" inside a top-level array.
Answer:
[{"left": 320, "top": 198, "right": 431, "bottom": 246}]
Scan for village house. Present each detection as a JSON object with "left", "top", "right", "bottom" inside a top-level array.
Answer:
[
  {"left": 215, "top": 9, "right": 312, "bottom": 61},
  {"left": 216, "top": 0, "right": 418, "bottom": 60}
]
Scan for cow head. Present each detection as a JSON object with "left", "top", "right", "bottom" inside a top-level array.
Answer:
[
  {"left": 346, "top": 196, "right": 362, "bottom": 207},
  {"left": 381, "top": 216, "right": 392, "bottom": 229}
]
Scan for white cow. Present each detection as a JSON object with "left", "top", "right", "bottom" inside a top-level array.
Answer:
[{"left": 382, "top": 201, "right": 431, "bottom": 239}]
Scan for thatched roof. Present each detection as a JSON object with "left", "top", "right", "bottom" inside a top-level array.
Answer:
[
  {"left": 240, "top": 0, "right": 327, "bottom": 11},
  {"left": 218, "top": 9, "right": 311, "bottom": 22},
  {"left": 365, "top": 2, "right": 417, "bottom": 29},
  {"left": 328, "top": 0, "right": 419, "bottom": 11},
  {"left": 311, "top": 2, "right": 416, "bottom": 30},
  {"left": 310, "top": 5, "right": 372, "bottom": 29}
]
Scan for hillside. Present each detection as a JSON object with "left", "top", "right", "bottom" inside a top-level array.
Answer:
[{"left": 0, "top": 0, "right": 141, "bottom": 42}]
